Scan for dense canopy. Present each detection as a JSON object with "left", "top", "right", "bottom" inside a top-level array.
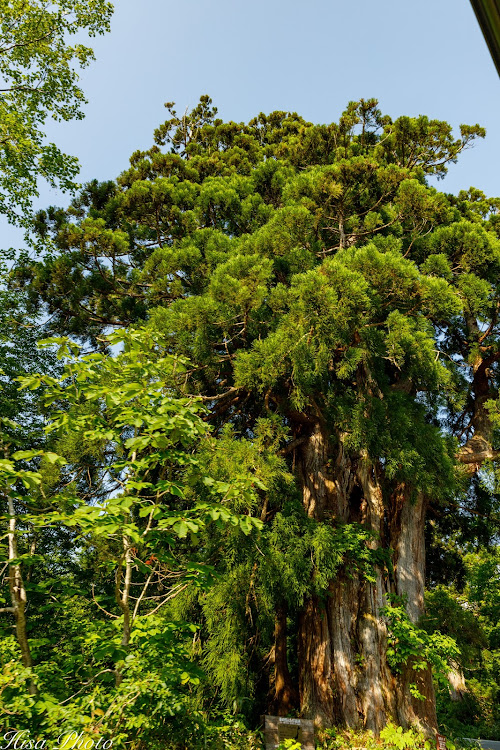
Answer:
[{"left": 3, "top": 96, "right": 500, "bottom": 744}]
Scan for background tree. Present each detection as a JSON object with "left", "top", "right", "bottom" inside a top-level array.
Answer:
[
  {"left": 0, "top": 0, "right": 113, "bottom": 712},
  {"left": 0, "top": 253, "right": 63, "bottom": 693},
  {"left": 0, "top": 0, "right": 113, "bottom": 228},
  {"left": 1, "top": 328, "right": 263, "bottom": 744}
]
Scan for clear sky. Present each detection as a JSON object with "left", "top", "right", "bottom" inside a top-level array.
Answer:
[{"left": 2, "top": 0, "right": 499, "bottom": 249}]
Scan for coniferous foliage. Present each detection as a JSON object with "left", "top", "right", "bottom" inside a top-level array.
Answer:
[{"left": 4, "top": 96, "right": 500, "bottom": 741}]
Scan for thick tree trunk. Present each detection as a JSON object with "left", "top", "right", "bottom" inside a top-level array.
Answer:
[
  {"left": 298, "top": 593, "right": 335, "bottom": 724},
  {"left": 297, "top": 421, "right": 357, "bottom": 725},
  {"left": 273, "top": 603, "right": 299, "bottom": 715},
  {"left": 296, "top": 423, "right": 436, "bottom": 732},
  {"left": 391, "top": 489, "right": 436, "bottom": 729}
]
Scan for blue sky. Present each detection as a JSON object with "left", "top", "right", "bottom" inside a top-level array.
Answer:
[{"left": 2, "top": 0, "right": 499, "bottom": 249}]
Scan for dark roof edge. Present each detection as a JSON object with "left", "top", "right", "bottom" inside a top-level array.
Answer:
[{"left": 470, "top": 0, "right": 500, "bottom": 77}]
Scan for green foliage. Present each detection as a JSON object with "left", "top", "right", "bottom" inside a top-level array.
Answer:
[
  {"left": 0, "top": 619, "right": 201, "bottom": 735},
  {"left": 426, "top": 552, "right": 500, "bottom": 739},
  {"left": 316, "top": 726, "right": 451, "bottom": 750},
  {"left": 4, "top": 94, "right": 500, "bottom": 738},
  {"left": 277, "top": 740, "right": 301, "bottom": 750},
  {"left": 379, "top": 724, "right": 433, "bottom": 750},
  {"left": 1, "top": 327, "right": 264, "bottom": 746},
  {"left": 382, "top": 598, "right": 460, "bottom": 700},
  {"left": 0, "top": 0, "right": 113, "bottom": 227}
]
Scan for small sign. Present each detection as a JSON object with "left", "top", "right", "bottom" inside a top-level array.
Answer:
[
  {"left": 279, "top": 724, "right": 300, "bottom": 742},
  {"left": 262, "top": 715, "right": 315, "bottom": 750},
  {"left": 437, "top": 734, "right": 447, "bottom": 750}
]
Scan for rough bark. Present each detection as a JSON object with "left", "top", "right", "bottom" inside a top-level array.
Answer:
[
  {"left": 291, "top": 308, "right": 500, "bottom": 732},
  {"left": 296, "top": 423, "right": 436, "bottom": 732},
  {"left": 391, "top": 489, "right": 436, "bottom": 730},
  {"left": 297, "top": 421, "right": 360, "bottom": 726},
  {"left": 272, "top": 602, "right": 299, "bottom": 715},
  {"left": 298, "top": 593, "right": 335, "bottom": 724},
  {"left": 448, "top": 668, "right": 467, "bottom": 701},
  {"left": 458, "top": 315, "right": 500, "bottom": 470}
]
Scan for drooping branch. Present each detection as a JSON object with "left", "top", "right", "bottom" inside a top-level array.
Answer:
[{"left": 458, "top": 444, "right": 500, "bottom": 469}]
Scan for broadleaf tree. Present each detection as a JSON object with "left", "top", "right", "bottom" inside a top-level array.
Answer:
[
  {"left": 0, "top": 0, "right": 113, "bottom": 227},
  {"left": 1, "top": 328, "right": 264, "bottom": 741}
]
